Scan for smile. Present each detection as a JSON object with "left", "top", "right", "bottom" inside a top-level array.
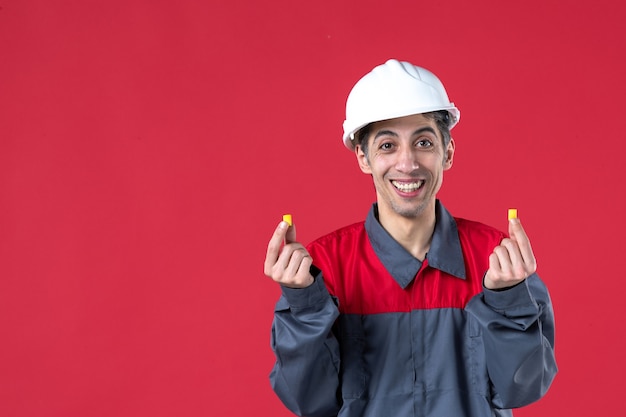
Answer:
[{"left": 391, "top": 180, "right": 424, "bottom": 192}]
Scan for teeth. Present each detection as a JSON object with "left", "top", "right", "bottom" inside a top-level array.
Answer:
[{"left": 392, "top": 180, "right": 423, "bottom": 192}]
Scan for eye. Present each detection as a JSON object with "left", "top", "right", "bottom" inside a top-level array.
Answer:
[
  {"left": 379, "top": 142, "right": 395, "bottom": 151},
  {"left": 416, "top": 138, "right": 433, "bottom": 148}
]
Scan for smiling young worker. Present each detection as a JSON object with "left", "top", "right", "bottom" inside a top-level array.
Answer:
[{"left": 264, "top": 59, "right": 557, "bottom": 417}]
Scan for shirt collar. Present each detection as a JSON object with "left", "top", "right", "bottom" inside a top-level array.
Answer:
[{"left": 364, "top": 200, "right": 466, "bottom": 289}]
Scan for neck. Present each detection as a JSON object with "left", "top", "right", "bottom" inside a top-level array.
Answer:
[{"left": 377, "top": 201, "right": 437, "bottom": 261}]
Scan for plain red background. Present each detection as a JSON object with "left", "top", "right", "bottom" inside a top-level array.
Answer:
[{"left": 1, "top": 0, "right": 625, "bottom": 416}]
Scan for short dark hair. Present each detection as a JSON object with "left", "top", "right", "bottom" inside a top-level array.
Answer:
[{"left": 355, "top": 110, "right": 452, "bottom": 157}]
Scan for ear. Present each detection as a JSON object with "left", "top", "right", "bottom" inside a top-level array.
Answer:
[
  {"left": 443, "top": 138, "right": 455, "bottom": 170},
  {"left": 355, "top": 144, "right": 372, "bottom": 174}
]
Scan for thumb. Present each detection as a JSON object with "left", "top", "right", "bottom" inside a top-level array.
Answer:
[
  {"left": 508, "top": 217, "right": 524, "bottom": 242},
  {"left": 282, "top": 214, "right": 300, "bottom": 244},
  {"left": 285, "top": 220, "right": 297, "bottom": 244},
  {"left": 507, "top": 209, "right": 519, "bottom": 241}
]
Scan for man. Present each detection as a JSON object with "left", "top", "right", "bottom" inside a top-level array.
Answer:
[{"left": 264, "top": 59, "right": 557, "bottom": 417}]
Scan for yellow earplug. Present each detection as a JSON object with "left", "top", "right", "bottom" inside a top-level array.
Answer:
[
  {"left": 282, "top": 214, "right": 293, "bottom": 226},
  {"left": 508, "top": 208, "right": 518, "bottom": 221}
]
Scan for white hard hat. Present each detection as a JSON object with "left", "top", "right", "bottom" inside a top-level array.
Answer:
[{"left": 342, "top": 59, "right": 460, "bottom": 150}]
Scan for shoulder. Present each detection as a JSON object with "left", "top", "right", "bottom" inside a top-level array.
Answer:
[
  {"left": 307, "top": 221, "right": 366, "bottom": 252},
  {"left": 454, "top": 217, "right": 506, "bottom": 246}
]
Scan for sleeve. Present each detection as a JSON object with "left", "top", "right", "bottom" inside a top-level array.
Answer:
[
  {"left": 465, "top": 273, "right": 558, "bottom": 409},
  {"left": 269, "top": 270, "right": 341, "bottom": 417}
]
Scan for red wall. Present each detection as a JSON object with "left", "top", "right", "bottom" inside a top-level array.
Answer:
[{"left": 1, "top": 1, "right": 625, "bottom": 415}]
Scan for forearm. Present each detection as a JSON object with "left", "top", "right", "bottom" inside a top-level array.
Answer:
[
  {"left": 466, "top": 273, "right": 557, "bottom": 408},
  {"left": 270, "top": 275, "right": 341, "bottom": 417}
]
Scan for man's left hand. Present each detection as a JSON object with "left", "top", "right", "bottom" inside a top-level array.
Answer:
[{"left": 484, "top": 218, "right": 537, "bottom": 290}]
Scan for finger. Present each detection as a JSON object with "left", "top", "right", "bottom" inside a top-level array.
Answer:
[
  {"left": 484, "top": 252, "right": 503, "bottom": 288},
  {"left": 264, "top": 221, "right": 290, "bottom": 275},
  {"left": 273, "top": 244, "right": 313, "bottom": 287},
  {"left": 295, "top": 253, "right": 314, "bottom": 285},
  {"left": 508, "top": 218, "right": 536, "bottom": 271},
  {"left": 488, "top": 252, "right": 502, "bottom": 276},
  {"left": 284, "top": 247, "right": 310, "bottom": 280},
  {"left": 273, "top": 242, "right": 308, "bottom": 275},
  {"left": 500, "top": 238, "right": 527, "bottom": 278},
  {"left": 492, "top": 244, "right": 513, "bottom": 277}
]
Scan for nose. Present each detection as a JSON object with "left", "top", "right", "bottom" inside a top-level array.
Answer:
[{"left": 395, "top": 145, "right": 419, "bottom": 173}]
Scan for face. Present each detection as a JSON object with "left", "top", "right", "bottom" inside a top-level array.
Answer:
[{"left": 355, "top": 113, "right": 455, "bottom": 220}]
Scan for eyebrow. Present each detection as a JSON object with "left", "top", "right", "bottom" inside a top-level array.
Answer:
[{"left": 373, "top": 126, "right": 438, "bottom": 142}]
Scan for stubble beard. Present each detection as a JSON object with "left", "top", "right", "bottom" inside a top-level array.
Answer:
[{"left": 389, "top": 198, "right": 430, "bottom": 219}]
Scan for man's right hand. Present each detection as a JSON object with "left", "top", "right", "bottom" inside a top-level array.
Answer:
[{"left": 264, "top": 219, "right": 314, "bottom": 288}]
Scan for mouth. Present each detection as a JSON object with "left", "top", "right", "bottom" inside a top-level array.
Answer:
[{"left": 391, "top": 180, "right": 424, "bottom": 193}]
